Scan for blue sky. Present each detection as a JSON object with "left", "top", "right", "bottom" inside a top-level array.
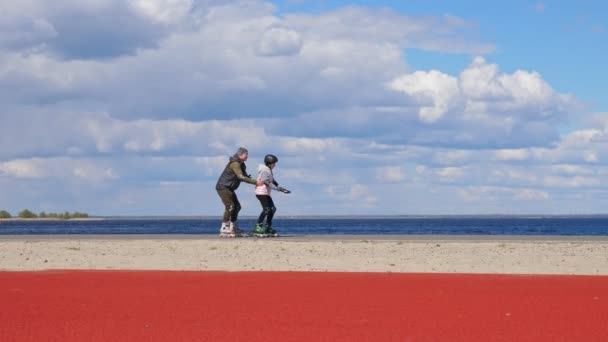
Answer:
[
  {"left": 277, "top": 0, "right": 608, "bottom": 112},
  {"left": 1, "top": 0, "right": 607, "bottom": 216}
]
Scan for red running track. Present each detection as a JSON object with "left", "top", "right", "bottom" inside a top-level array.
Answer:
[{"left": 1, "top": 271, "right": 607, "bottom": 341}]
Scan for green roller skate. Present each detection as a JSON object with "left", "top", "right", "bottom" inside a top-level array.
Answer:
[
  {"left": 264, "top": 224, "right": 278, "bottom": 237},
  {"left": 252, "top": 223, "right": 269, "bottom": 237}
]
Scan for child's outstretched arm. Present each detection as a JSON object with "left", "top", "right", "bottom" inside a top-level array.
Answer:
[
  {"left": 277, "top": 186, "right": 291, "bottom": 194},
  {"left": 261, "top": 172, "right": 290, "bottom": 193}
]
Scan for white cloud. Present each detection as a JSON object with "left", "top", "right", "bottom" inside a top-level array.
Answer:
[
  {"left": 194, "top": 155, "right": 229, "bottom": 176},
  {"left": 280, "top": 137, "right": 342, "bottom": 154},
  {"left": 72, "top": 166, "right": 119, "bottom": 181},
  {"left": 325, "top": 184, "right": 378, "bottom": 206},
  {"left": 543, "top": 176, "right": 601, "bottom": 188},
  {"left": 550, "top": 164, "right": 594, "bottom": 175},
  {"left": 435, "top": 167, "right": 465, "bottom": 182},
  {"left": 1, "top": 1, "right": 496, "bottom": 124},
  {"left": 1, "top": 1, "right": 606, "bottom": 215},
  {"left": 582, "top": 112, "right": 608, "bottom": 131},
  {"left": 0, "top": 112, "right": 268, "bottom": 159},
  {"left": 388, "top": 70, "right": 460, "bottom": 123},
  {"left": 0, "top": 15, "right": 57, "bottom": 49},
  {"left": 255, "top": 26, "right": 302, "bottom": 56},
  {"left": 459, "top": 186, "right": 499, "bottom": 201},
  {"left": 381, "top": 57, "right": 579, "bottom": 149},
  {"left": 560, "top": 129, "right": 604, "bottom": 148},
  {"left": 0, "top": 157, "right": 119, "bottom": 182},
  {"left": 286, "top": 6, "right": 493, "bottom": 54},
  {"left": 459, "top": 186, "right": 549, "bottom": 202},
  {"left": 584, "top": 152, "right": 599, "bottom": 163},
  {"left": 434, "top": 150, "right": 472, "bottom": 165},
  {"left": 460, "top": 57, "right": 513, "bottom": 100},
  {"left": 493, "top": 149, "right": 530, "bottom": 161},
  {"left": 388, "top": 57, "right": 575, "bottom": 126},
  {"left": 513, "top": 188, "right": 549, "bottom": 200},
  {"left": 0, "top": 158, "right": 47, "bottom": 178},
  {"left": 0, "top": 0, "right": 179, "bottom": 59},
  {"left": 375, "top": 166, "right": 405, "bottom": 182},
  {"left": 129, "top": 0, "right": 193, "bottom": 24},
  {"left": 489, "top": 168, "right": 536, "bottom": 186}
]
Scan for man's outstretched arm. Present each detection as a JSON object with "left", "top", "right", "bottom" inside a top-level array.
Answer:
[{"left": 229, "top": 162, "right": 260, "bottom": 185}]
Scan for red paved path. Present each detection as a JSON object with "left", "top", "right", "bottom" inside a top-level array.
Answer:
[{"left": 1, "top": 271, "right": 607, "bottom": 341}]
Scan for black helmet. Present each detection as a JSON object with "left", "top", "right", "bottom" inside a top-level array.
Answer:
[{"left": 264, "top": 154, "right": 278, "bottom": 166}]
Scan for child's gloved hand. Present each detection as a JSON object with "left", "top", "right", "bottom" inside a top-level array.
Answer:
[{"left": 277, "top": 187, "right": 291, "bottom": 194}]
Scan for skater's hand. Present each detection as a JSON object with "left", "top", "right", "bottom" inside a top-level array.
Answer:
[
  {"left": 256, "top": 178, "right": 265, "bottom": 186},
  {"left": 278, "top": 187, "right": 291, "bottom": 194}
]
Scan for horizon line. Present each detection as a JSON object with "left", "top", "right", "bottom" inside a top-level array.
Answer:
[{"left": 94, "top": 214, "right": 608, "bottom": 219}]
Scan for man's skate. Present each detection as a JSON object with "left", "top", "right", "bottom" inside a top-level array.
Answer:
[
  {"left": 219, "top": 222, "right": 248, "bottom": 238},
  {"left": 219, "top": 222, "right": 235, "bottom": 238},
  {"left": 231, "top": 221, "right": 249, "bottom": 237}
]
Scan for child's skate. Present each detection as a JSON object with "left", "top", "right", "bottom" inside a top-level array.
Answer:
[
  {"left": 252, "top": 223, "right": 270, "bottom": 237},
  {"left": 264, "top": 224, "right": 279, "bottom": 237}
]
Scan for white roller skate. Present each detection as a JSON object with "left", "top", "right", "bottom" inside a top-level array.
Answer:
[
  {"left": 231, "top": 221, "right": 249, "bottom": 237},
  {"left": 219, "top": 221, "right": 248, "bottom": 238},
  {"left": 219, "top": 222, "right": 236, "bottom": 238}
]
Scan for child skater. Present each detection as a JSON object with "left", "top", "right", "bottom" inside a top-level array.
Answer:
[{"left": 253, "top": 154, "right": 290, "bottom": 237}]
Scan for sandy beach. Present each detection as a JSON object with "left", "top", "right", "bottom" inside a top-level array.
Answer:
[{"left": 1, "top": 235, "right": 607, "bottom": 274}]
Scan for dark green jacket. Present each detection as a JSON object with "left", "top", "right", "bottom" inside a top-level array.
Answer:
[{"left": 216, "top": 155, "right": 257, "bottom": 191}]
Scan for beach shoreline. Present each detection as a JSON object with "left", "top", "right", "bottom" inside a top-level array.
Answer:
[
  {"left": 0, "top": 218, "right": 104, "bottom": 222},
  {"left": 1, "top": 233, "right": 608, "bottom": 241},
  {"left": 1, "top": 235, "right": 607, "bottom": 275}
]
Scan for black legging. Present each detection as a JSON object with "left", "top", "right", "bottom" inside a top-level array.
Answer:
[{"left": 256, "top": 195, "right": 276, "bottom": 226}]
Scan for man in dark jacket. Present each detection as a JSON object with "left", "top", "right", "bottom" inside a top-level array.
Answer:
[{"left": 216, "top": 147, "right": 261, "bottom": 237}]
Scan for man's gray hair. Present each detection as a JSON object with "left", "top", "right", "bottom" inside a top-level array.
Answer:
[{"left": 235, "top": 147, "right": 248, "bottom": 156}]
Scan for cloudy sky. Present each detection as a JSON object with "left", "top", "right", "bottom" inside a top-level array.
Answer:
[{"left": 1, "top": 0, "right": 607, "bottom": 216}]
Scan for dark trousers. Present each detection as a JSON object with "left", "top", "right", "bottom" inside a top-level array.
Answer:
[
  {"left": 217, "top": 188, "right": 241, "bottom": 222},
  {"left": 256, "top": 195, "right": 276, "bottom": 226}
]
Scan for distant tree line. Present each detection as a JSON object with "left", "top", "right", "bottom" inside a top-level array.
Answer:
[{"left": 0, "top": 209, "right": 89, "bottom": 219}]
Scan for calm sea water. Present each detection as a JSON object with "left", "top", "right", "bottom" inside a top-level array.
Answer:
[{"left": 1, "top": 217, "right": 608, "bottom": 235}]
